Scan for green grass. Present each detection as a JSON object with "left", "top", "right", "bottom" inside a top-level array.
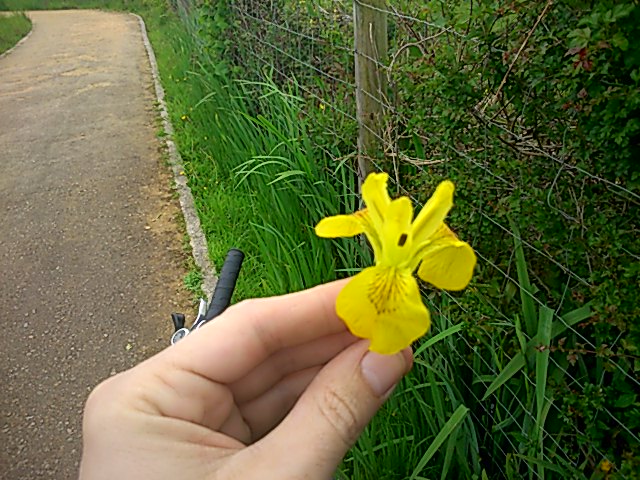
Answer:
[
  {"left": 141, "top": 8, "right": 366, "bottom": 301},
  {"left": 0, "top": 12, "right": 30, "bottom": 54},
  {"left": 141, "top": 17, "right": 267, "bottom": 301}
]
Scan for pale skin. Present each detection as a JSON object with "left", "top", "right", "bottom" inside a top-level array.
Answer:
[{"left": 79, "top": 280, "right": 413, "bottom": 480}]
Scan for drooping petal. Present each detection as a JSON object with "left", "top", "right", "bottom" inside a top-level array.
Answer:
[
  {"left": 380, "top": 197, "right": 414, "bottom": 267},
  {"left": 315, "top": 213, "right": 365, "bottom": 238},
  {"left": 336, "top": 266, "right": 431, "bottom": 355},
  {"left": 412, "top": 181, "right": 454, "bottom": 245},
  {"left": 361, "top": 172, "right": 391, "bottom": 228},
  {"left": 416, "top": 225, "right": 476, "bottom": 291}
]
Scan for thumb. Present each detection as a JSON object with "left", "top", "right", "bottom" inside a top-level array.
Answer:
[{"left": 253, "top": 340, "right": 412, "bottom": 478}]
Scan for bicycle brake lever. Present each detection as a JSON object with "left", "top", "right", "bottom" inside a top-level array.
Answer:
[{"left": 170, "top": 298, "right": 208, "bottom": 345}]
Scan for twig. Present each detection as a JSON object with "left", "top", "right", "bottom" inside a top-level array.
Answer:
[
  {"left": 480, "top": 0, "right": 553, "bottom": 113},
  {"left": 387, "top": 29, "right": 448, "bottom": 74}
]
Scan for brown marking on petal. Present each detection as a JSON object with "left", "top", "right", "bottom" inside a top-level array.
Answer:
[
  {"left": 398, "top": 233, "right": 408, "bottom": 247},
  {"left": 367, "top": 268, "right": 406, "bottom": 315}
]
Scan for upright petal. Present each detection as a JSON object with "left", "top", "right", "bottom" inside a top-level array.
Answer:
[
  {"left": 336, "top": 266, "right": 431, "bottom": 355},
  {"left": 412, "top": 181, "right": 454, "bottom": 245},
  {"left": 361, "top": 172, "right": 391, "bottom": 228},
  {"left": 417, "top": 226, "right": 476, "bottom": 290},
  {"left": 380, "top": 197, "right": 414, "bottom": 267}
]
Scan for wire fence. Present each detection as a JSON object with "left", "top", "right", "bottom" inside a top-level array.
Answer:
[{"left": 178, "top": 0, "right": 639, "bottom": 477}]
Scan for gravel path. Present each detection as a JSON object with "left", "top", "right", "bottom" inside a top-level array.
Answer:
[{"left": 0, "top": 10, "right": 194, "bottom": 479}]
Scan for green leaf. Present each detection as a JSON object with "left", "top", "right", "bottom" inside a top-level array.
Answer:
[
  {"left": 553, "top": 303, "right": 593, "bottom": 338},
  {"left": 414, "top": 323, "right": 464, "bottom": 357},
  {"left": 483, "top": 304, "right": 592, "bottom": 401},
  {"left": 412, "top": 133, "right": 426, "bottom": 159},
  {"left": 409, "top": 405, "right": 469, "bottom": 479},
  {"left": 614, "top": 393, "right": 636, "bottom": 408},
  {"left": 536, "top": 307, "right": 553, "bottom": 421},
  {"left": 267, "top": 169, "right": 306, "bottom": 185},
  {"left": 482, "top": 353, "right": 526, "bottom": 400},
  {"left": 440, "top": 428, "right": 458, "bottom": 480},
  {"left": 512, "top": 454, "right": 569, "bottom": 475},
  {"left": 427, "top": 367, "right": 446, "bottom": 430},
  {"left": 510, "top": 221, "right": 537, "bottom": 337},
  {"left": 611, "top": 32, "right": 629, "bottom": 51}
]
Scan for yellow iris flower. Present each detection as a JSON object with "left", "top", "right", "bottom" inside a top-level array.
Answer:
[{"left": 315, "top": 172, "right": 476, "bottom": 355}]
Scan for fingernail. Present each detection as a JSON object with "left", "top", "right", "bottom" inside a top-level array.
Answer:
[{"left": 360, "top": 350, "right": 405, "bottom": 397}]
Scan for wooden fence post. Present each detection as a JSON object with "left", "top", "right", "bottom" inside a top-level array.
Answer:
[{"left": 353, "top": 0, "right": 388, "bottom": 182}]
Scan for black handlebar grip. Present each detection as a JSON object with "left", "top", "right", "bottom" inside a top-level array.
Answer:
[{"left": 203, "top": 248, "right": 245, "bottom": 321}]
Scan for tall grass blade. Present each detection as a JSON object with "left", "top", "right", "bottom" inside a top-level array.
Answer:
[
  {"left": 409, "top": 405, "right": 469, "bottom": 479},
  {"left": 510, "top": 221, "right": 537, "bottom": 337},
  {"left": 553, "top": 303, "right": 592, "bottom": 338},
  {"left": 535, "top": 307, "right": 553, "bottom": 421},
  {"left": 414, "top": 323, "right": 464, "bottom": 357},
  {"left": 483, "top": 303, "right": 592, "bottom": 401},
  {"left": 534, "top": 306, "right": 553, "bottom": 480},
  {"left": 440, "top": 429, "right": 458, "bottom": 480},
  {"left": 512, "top": 454, "right": 569, "bottom": 476},
  {"left": 427, "top": 367, "right": 446, "bottom": 430},
  {"left": 482, "top": 352, "right": 526, "bottom": 401}
]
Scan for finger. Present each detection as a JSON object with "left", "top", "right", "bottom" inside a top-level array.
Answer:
[
  {"left": 236, "top": 365, "right": 322, "bottom": 441},
  {"left": 168, "top": 279, "right": 349, "bottom": 385},
  {"left": 122, "top": 355, "right": 237, "bottom": 432},
  {"left": 134, "top": 332, "right": 355, "bottom": 437},
  {"left": 250, "top": 341, "right": 413, "bottom": 478},
  {"left": 218, "top": 402, "right": 252, "bottom": 445},
  {"left": 231, "top": 331, "right": 357, "bottom": 403}
]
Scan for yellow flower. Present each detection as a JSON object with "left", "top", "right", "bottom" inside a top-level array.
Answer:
[
  {"left": 315, "top": 172, "right": 476, "bottom": 354},
  {"left": 600, "top": 459, "right": 613, "bottom": 473}
]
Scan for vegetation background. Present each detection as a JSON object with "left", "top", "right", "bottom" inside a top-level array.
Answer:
[{"left": 2, "top": 0, "right": 638, "bottom": 478}]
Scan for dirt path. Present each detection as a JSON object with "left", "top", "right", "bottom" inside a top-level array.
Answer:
[{"left": 0, "top": 10, "right": 194, "bottom": 479}]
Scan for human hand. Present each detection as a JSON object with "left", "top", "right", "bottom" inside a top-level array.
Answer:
[{"left": 79, "top": 280, "right": 413, "bottom": 480}]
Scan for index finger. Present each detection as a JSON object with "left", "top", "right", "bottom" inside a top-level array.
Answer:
[{"left": 167, "top": 279, "right": 350, "bottom": 384}]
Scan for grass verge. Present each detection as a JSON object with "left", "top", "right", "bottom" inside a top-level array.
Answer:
[
  {"left": 154, "top": 47, "right": 363, "bottom": 299},
  {"left": 0, "top": 12, "right": 30, "bottom": 54}
]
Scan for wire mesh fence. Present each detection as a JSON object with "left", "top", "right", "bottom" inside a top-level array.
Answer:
[{"left": 175, "top": 0, "right": 639, "bottom": 477}]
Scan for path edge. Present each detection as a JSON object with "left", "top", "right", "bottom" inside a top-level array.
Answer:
[{"left": 133, "top": 13, "right": 216, "bottom": 300}]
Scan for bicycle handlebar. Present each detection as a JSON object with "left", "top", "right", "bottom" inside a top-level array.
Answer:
[
  {"left": 204, "top": 248, "right": 244, "bottom": 321},
  {"left": 170, "top": 248, "right": 244, "bottom": 344}
]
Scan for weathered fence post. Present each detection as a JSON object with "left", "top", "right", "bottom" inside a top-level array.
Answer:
[{"left": 353, "top": 0, "right": 388, "bottom": 182}]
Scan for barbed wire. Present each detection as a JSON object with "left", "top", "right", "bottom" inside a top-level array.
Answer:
[
  {"left": 240, "top": 23, "right": 640, "bottom": 403},
  {"left": 354, "top": 0, "right": 468, "bottom": 38},
  {"left": 233, "top": 2, "right": 640, "bottom": 206}
]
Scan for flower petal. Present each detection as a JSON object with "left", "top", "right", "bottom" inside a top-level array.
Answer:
[
  {"left": 380, "top": 197, "right": 414, "bottom": 266},
  {"left": 412, "top": 181, "right": 454, "bottom": 244},
  {"left": 336, "top": 266, "right": 431, "bottom": 355},
  {"left": 417, "top": 226, "right": 476, "bottom": 290},
  {"left": 361, "top": 172, "right": 391, "bottom": 227},
  {"left": 315, "top": 214, "right": 364, "bottom": 238}
]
